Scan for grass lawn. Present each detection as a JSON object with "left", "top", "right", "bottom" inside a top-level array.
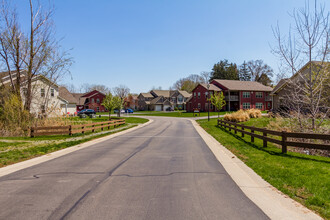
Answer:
[
  {"left": 197, "top": 118, "right": 330, "bottom": 219},
  {"left": 0, "top": 117, "right": 148, "bottom": 167}
]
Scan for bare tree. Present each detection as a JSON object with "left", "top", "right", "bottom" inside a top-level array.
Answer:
[
  {"left": 246, "top": 60, "right": 274, "bottom": 86},
  {"left": 0, "top": 0, "right": 72, "bottom": 115},
  {"left": 200, "top": 71, "right": 211, "bottom": 84},
  {"left": 272, "top": 0, "right": 329, "bottom": 130},
  {"left": 113, "top": 84, "right": 130, "bottom": 117}
]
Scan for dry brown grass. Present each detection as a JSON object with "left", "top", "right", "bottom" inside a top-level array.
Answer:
[
  {"left": 246, "top": 109, "right": 262, "bottom": 118},
  {"left": 224, "top": 110, "right": 250, "bottom": 122}
]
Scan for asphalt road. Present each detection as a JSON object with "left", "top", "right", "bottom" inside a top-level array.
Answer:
[{"left": 0, "top": 117, "right": 269, "bottom": 220}]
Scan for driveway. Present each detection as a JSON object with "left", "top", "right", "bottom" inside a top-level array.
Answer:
[{"left": 0, "top": 117, "right": 268, "bottom": 220}]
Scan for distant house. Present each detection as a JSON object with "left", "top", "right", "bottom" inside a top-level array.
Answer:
[
  {"left": 72, "top": 90, "right": 106, "bottom": 112},
  {"left": 270, "top": 61, "right": 330, "bottom": 111},
  {"left": 124, "top": 95, "right": 138, "bottom": 110},
  {"left": 0, "top": 70, "right": 66, "bottom": 117},
  {"left": 58, "top": 87, "right": 77, "bottom": 115},
  {"left": 186, "top": 80, "right": 273, "bottom": 112},
  {"left": 137, "top": 90, "right": 192, "bottom": 111}
]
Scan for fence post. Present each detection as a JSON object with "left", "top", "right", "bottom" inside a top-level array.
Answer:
[
  {"left": 30, "top": 127, "right": 34, "bottom": 138},
  {"left": 263, "top": 132, "right": 267, "bottom": 147},
  {"left": 82, "top": 126, "right": 84, "bottom": 134},
  {"left": 241, "top": 126, "right": 244, "bottom": 137},
  {"left": 282, "top": 131, "right": 287, "bottom": 153},
  {"left": 234, "top": 125, "right": 237, "bottom": 134},
  {"left": 217, "top": 119, "right": 219, "bottom": 127},
  {"left": 69, "top": 125, "right": 72, "bottom": 136},
  {"left": 251, "top": 128, "right": 254, "bottom": 142},
  {"left": 92, "top": 124, "right": 95, "bottom": 133},
  {"left": 228, "top": 122, "right": 231, "bottom": 131},
  {"left": 101, "top": 123, "right": 104, "bottom": 131}
]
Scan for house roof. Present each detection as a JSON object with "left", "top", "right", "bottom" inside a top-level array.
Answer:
[
  {"left": 150, "top": 90, "right": 173, "bottom": 97},
  {"left": 200, "top": 83, "right": 222, "bottom": 91},
  {"left": 140, "top": 92, "right": 154, "bottom": 98},
  {"left": 270, "top": 61, "right": 330, "bottom": 95},
  {"left": 178, "top": 90, "right": 191, "bottom": 98},
  {"left": 72, "top": 93, "right": 87, "bottom": 105},
  {"left": 59, "top": 87, "right": 77, "bottom": 104},
  {"left": 270, "top": 78, "right": 288, "bottom": 95},
  {"left": 150, "top": 96, "right": 162, "bottom": 105},
  {"left": 212, "top": 79, "right": 273, "bottom": 92}
]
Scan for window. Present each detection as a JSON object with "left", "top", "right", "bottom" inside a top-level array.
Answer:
[
  {"left": 96, "top": 98, "right": 100, "bottom": 103},
  {"left": 198, "top": 103, "right": 201, "bottom": 109},
  {"left": 41, "top": 89, "right": 45, "bottom": 97},
  {"left": 256, "top": 92, "right": 263, "bottom": 98},
  {"left": 50, "top": 88, "right": 54, "bottom": 97},
  {"left": 242, "top": 92, "right": 250, "bottom": 98},
  {"left": 172, "top": 97, "right": 176, "bottom": 102},
  {"left": 194, "top": 92, "right": 196, "bottom": 98},
  {"left": 205, "top": 92, "right": 208, "bottom": 98},
  {"left": 41, "top": 105, "right": 46, "bottom": 113},
  {"left": 198, "top": 92, "right": 201, "bottom": 99},
  {"left": 97, "top": 107, "right": 100, "bottom": 112},
  {"left": 256, "top": 103, "right": 263, "bottom": 109},
  {"left": 91, "top": 98, "right": 94, "bottom": 103},
  {"left": 267, "top": 102, "right": 271, "bottom": 108},
  {"left": 178, "top": 96, "right": 183, "bottom": 102},
  {"left": 23, "top": 88, "right": 27, "bottom": 96},
  {"left": 242, "top": 102, "right": 250, "bottom": 109}
]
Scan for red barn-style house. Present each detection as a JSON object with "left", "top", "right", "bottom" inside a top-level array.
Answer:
[
  {"left": 72, "top": 90, "right": 107, "bottom": 112},
  {"left": 186, "top": 80, "right": 273, "bottom": 112}
]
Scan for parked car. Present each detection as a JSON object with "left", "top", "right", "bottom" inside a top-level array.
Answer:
[
  {"left": 114, "top": 109, "right": 125, "bottom": 113},
  {"left": 166, "top": 107, "right": 174, "bottom": 111},
  {"left": 125, "top": 108, "right": 134, "bottom": 113},
  {"left": 77, "top": 109, "right": 96, "bottom": 116}
]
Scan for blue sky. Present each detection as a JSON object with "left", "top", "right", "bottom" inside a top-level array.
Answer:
[{"left": 16, "top": 0, "right": 329, "bottom": 93}]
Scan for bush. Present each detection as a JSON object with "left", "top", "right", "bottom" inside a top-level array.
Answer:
[
  {"left": 0, "top": 88, "right": 31, "bottom": 136},
  {"left": 224, "top": 110, "right": 250, "bottom": 122},
  {"left": 246, "top": 109, "right": 262, "bottom": 118}
]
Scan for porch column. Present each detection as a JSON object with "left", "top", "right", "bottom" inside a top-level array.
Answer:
[{"left": 228, "top": 90, "right": 231, "bottom": 111}]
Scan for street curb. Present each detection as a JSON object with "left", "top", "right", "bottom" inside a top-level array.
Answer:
[
  {"left": 0, "top": 119, "right": 153, "bottom": 178},
  {"left": 189, "top": 119, "right": 322, "bottom": 220}
]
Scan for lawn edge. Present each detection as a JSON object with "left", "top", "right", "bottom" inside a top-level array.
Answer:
[
  {"left": 189, "top": 119, "right": 322, "bottom": 220},
  {"left": 0, "top": 118, "right": 153, "bottom": 177}
]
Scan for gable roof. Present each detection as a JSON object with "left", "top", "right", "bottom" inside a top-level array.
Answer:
[
  {"left": 59, "top": 87, "right": 77, "bottom": 104},
  {"left": 150, "top": 90, "right": 172, "bottom": 97},
  {"left": 140, "top": 92, "right": 154, "bottom": 98},
  {"left": 199, "top": 83, "right": 222, "bottom": 91},
  {"left": 72, "top": 93, "right": 87, "bottom": 105},
  {"left": 270, "top": 61, "right": 330, "bottom": 95},
  {"left": 270, "top": 78, "right": 288, "bottom": 95},
  {"left": 212, "top": 79, "right": 273, "bottom": 92},
  {"left": 178, "top": 90, "right": 191, "bottom": 98}
]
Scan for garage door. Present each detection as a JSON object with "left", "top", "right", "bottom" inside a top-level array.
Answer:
[{"left": 155, "top": 105, "right": 162, "bottom": 111}]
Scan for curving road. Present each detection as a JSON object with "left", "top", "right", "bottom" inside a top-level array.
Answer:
[{"left": 0, "top": 117, "right": 269, "bottom": 220}]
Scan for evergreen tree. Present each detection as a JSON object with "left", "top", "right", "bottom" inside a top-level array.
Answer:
[
  {"left": 210, "top": 59, "right": 239, "bottom": 80},
  {"left": 239, "top": 61, "right": 251, "bottom": 81}
]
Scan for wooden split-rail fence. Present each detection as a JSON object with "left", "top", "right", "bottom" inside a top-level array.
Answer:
[
  {"left": 218, "top": 119, "right": 330, "bottom": 153},
  {"left": 30, "top": 119, "right": 126, "bottom": 137}
]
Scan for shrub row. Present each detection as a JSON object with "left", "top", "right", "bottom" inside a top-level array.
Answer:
[{"left": 224, "top": 109, "right": 262, "bottom": 122}]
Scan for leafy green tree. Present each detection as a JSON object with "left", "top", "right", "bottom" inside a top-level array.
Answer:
[
  {"left": 112, "top": 96, "right": 123, "bottom": 117},
  {"left": 210, "top": 59, "right": 239, "bottom": 80},
  {"left": 209, "top": 92, "right": 226, "bottom": 118},
  {"left": 101, "top": 92, "right": 114, "bottom": 120}
]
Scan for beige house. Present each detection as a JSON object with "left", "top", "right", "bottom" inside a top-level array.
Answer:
[
  {"left": 270, "top": 61, "right": 330, "bottom": 111},
  {"left": 137, "top": 89, "right": 192, "bottom": 111},
  {"left": 0, "top": 70, "right": 73, "bottom": 117}
]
